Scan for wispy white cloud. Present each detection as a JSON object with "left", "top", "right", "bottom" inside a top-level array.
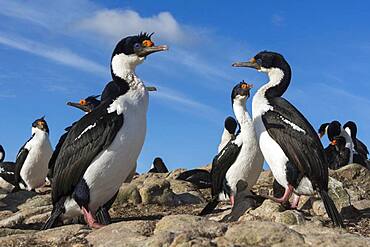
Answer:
[
  {"left": 271, "top": 14, "right": 285, "bottom": 27},
  {"left": 74, "top": 9, "right": 192, "bottom": 44},
  {"left": 152, "top": 85, "right": 222, "bottom": 122},
  {"left": 0, "top": 33, "right": 106, "bottom": 75}
]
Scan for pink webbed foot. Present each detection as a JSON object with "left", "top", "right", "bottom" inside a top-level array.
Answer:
[
  {"left": 82, "top": 207, "right": 104, "bottom": 229},
  {"left": 290, "top": 194, "right": 300, "bottom": 209}
]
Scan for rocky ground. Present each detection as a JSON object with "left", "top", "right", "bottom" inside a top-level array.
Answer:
[{"left": 0, "top": 163, "right": 369, "bottom": 246}]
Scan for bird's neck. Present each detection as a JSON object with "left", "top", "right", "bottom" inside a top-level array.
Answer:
[
  {"left": 110, "top": 53, "right": 144, "bottom": 87},
  {"left": 260, "top": 65, "right": 291, "bottom": 99},
  {"left": 233, "top": 100, "right": 252, "bottom": 127}
]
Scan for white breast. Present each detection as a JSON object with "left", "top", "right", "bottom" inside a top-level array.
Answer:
[
  {"left": 20, "top": 131, "right": 53, "bottom": 190},
  {"left": 82, "top": 86, "right": 148, "bottom": 213},
  {"left": 225, "top": 120, "right": 263, "bottom": 194}
]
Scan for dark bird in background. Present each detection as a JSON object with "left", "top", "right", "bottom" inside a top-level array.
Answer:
[
  {"left": 47, "top": 95, "right": 102, "bottom": 182},
  {"left": 148, "top": 157, "right": 169, "bottom": 173},
  {"left": 176, "top": 169, "right": 211, "bottom": 189},
  {"left": 67, "top": 95, "right": 101, "bottom": 113},
  {"left": 233, "top": 51, "right": 343, "bottom": 227},
  {"left": 0, "top": 145, "right": 5, "bottom": 162}
]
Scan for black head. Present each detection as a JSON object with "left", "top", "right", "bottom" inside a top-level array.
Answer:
[
  {"left": 153, "top": 157, "right": 168, "bottom": 173},
  {"left": 224, "top": 116, "right": 238, "bottom": 135},
  {"left": 0, "top": 144, "right": 4, "bottom": 162},
  {"left": 233, "top": 51, "right": 289, "bottom": 71},
  {"left": 111, "top": 32, "right": 168, "bottom": 58},
  {"left": 111, "top": 33, "right": 168, "bottom": 80},
  {"left": 67, "top": 95, "right": 101, "bottom": 113},
  {"left": 318, "top": 123, "right": 330, "bottom": 138},
  {"left": 231, "top": 80, "right": 253, "bottom": 104},
  {"left": 32, "top": 116, "right": 49, "bottom": 134},
  {"left": 343, "top": 121, "right": 357, "bottom": 137},
  {"left": 327, "top": 121, "right": 341, "bottom": 141},
  {"left": 332, "top": 136, "right": 346, "bottom": 149}
]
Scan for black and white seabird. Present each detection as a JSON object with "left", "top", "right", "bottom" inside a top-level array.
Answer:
[
  {"left": 48, "top": 95, "right": 102, "bottom": 182},
  {"left": 148, "top": 157, "right": 169, "bottom": 173},
  {"left": 42, "top": 33, "right": 168, "bottom": 229},
  {"left": 176, "top": 169, "right": 212, "bottom": 189},
  {"left": 0, "top": 145, "right": 5, "bottom": 162},
  {"left": 2, "top": 117, "right": 53, "bottom": 191},
  {"left": 218, "top": 116, "right": 238, "bottom": 152},
  {"left": 177, "top": 117, "right": 238, "bottom": 190},
  {"left": 343, "top": 121, "right": 369, "bottom": 163},
  {"left": 200, "top": 81, "right": 264, "bottom": 215},
  {"left": 233, "top": 51, "right": 344, "bottom": 227}
]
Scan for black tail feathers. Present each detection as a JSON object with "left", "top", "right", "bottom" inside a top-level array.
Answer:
[
  {"left": 41, "top": 198, "right": 65, "bottom": 230},
  {"left": 199, "top": 197, "right": 219, "bottom": 216},
  {"left": 319, "top": 190, "right": 344, "bottom": 228}
]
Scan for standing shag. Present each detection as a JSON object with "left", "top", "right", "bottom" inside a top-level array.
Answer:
[
  {"left": 200, "top": 81, "right": 263, "bottom": 215},
  {"left": 43, "top": 33, "right": 168, "bottom": 229},
  {"left": 0, "top": 117, "right": 53, "bottom": 191},
  {"left": 48, "top": 95, "right": 102, "bottom": 181},
  {"left": 233, "top": 51, "right": 344, "bottom": 227}
]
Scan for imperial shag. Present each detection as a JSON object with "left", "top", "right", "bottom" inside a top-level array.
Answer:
[
  {"left": 43, "top": 33, "right": 167, "bottom": 229},
  {"left": 233, "top": 51, "right": 344, "bottom": 227}
]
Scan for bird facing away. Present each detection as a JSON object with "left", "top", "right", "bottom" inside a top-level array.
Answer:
[
  {"left": 42, "top": 33, "right": 168, "bottom": 230},
  {"left": 200, "top": 81, "right": 264, "bottom": 215},
  {"left": 148, "top": 157, "right": 169, "bottom": 173},
  {"left": 233, "top": 51, "right": 344, "bottom": 227}
]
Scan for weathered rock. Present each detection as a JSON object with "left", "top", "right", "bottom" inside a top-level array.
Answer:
[
  {"left": 248, "top": 199, "right": 284, "bottom": 220},
  {"left": 0, "top": 224, "right": 89, "bottom": 246},
  {"left": 0, "top": 205, "right": 51, "bottom": 228},
  {"left": 219, "top": 221, "right": 305, "bottom": 246},
  {"left": 115, "top": 183, "right": 142, "bottom": 205},
  {"left": 86, "top": 220, "right": 155, "bottom": 246},
  {"left": 330, "top": 164, "right": 370, "bottom": 200},
  {"left": 352, "top": 199, "right": 370, "bottom": 210},
  {"left": 139, "top": 178, "right": 176, "bottom": 205},
  {"left": 154, "top": 214, "right": 227, "bottom": 239},
  {"left": 252, "top": 170, "right": 274, "bottom": 196},
  {"left": 274, "top": 210, "right": 305, "bottom": 225}
]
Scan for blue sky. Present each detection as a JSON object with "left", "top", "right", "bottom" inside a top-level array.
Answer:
[{"left": 0, "top": 1, "right": 369, "bottom": 173}]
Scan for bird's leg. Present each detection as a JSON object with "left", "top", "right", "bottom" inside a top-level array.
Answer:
[
  {"left": 230, "top": 194, "right": 235, "bottom": 207},
  {"left": 262, "top": 184, "right": 294, "bottom": 203},
  {"left": 82, "top": 207, "right": 103, "bottom": 229},
  {"left": 290, "top": 194, "right": 300, "bottom": 209}
]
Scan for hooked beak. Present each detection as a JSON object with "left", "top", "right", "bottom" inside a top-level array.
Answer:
[
  {"left": 232, "top": 58, "right": 261, "bottom": 70},
  {"left": 67, "top": 102, "right": 91, "bottom": 113},
  {"left": 145, "top": 86, "right": 157, "bottom": 92},
  {"left": 136, "top": 45, "right": 169, "bottom": 57}
]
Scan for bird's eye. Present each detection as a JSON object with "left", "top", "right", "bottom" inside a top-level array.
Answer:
[
  {"left": 133, "top": 43, "right": 141, "bottom": 49},
  {"left": 256, "top": 59, "right": 262, "bottom": 65},
  {"left": 80, "top": 100, "right": 87, "bottom": 105}
]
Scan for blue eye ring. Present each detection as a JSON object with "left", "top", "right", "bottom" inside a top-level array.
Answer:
[
  {"left": 133, "top": 43, "right": 141, "bottom": 49},
  {"left": 256, "top": 58, "right": 262, "bottom": 65}
]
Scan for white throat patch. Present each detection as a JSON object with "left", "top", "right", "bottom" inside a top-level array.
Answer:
[{"left": 111, "top": 53, "right": 144, "bottom": 80}]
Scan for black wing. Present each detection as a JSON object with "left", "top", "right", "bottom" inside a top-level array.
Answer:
[
  {"left": 210, "top": 141, "right": 242, "bottom": 197},
  {"left": 52, "top": 100, "right": 123, "bottom": 205},
  {"left": 262, "top": 97, "right": 328, "bottom": 190},
  {"left": 14, "top": 148, "right": 29, "bottom": 186},
  {"left": 356, "top": 139, "right": 369, "bottom": 157},
  {"left": 0, "top": 162, "right": 16, "bottom": 186}
]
